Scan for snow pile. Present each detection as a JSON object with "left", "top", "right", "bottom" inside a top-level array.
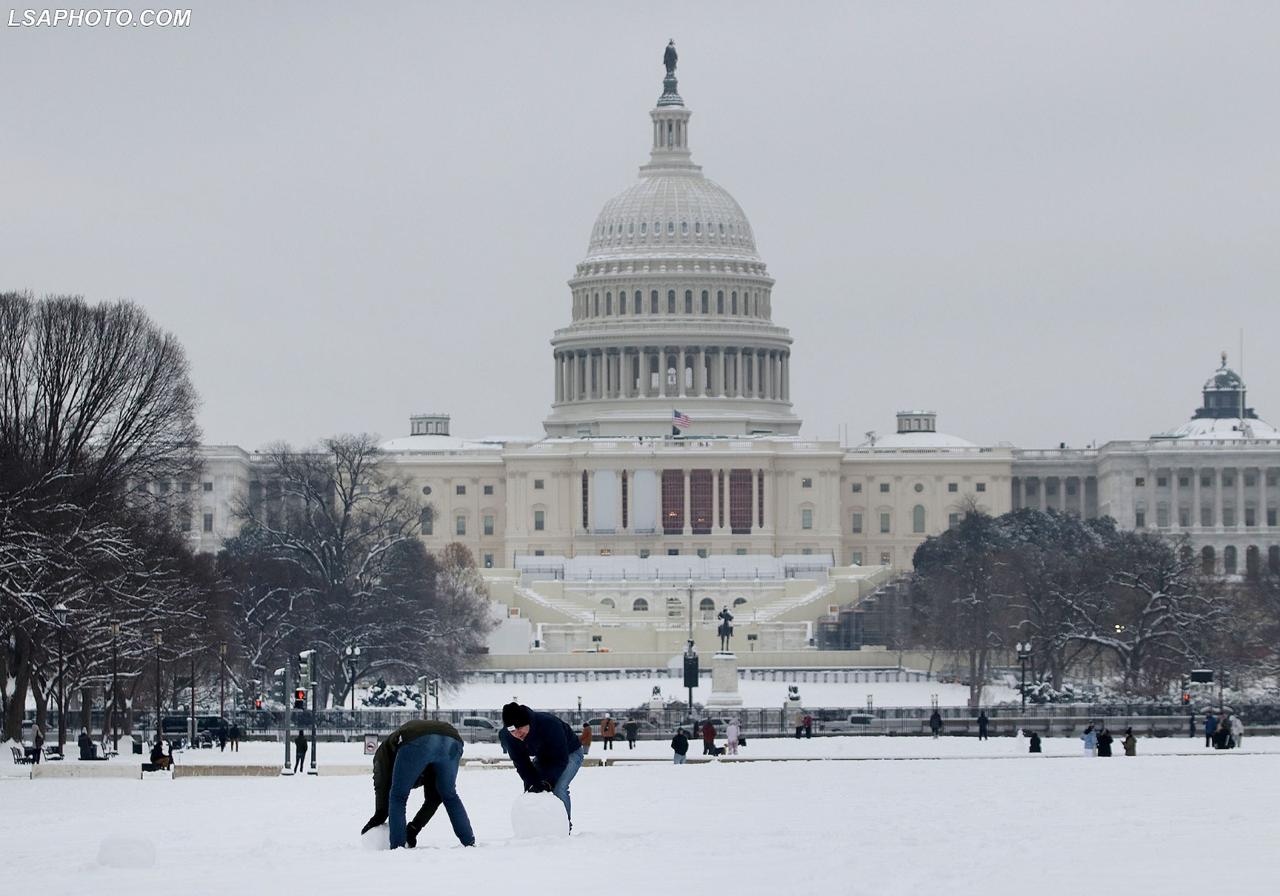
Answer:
[
  {"left": 361, "top": 825, "right": 390, "bottom": 851},
  {"left": 96, "top": 837, "right": 156, "bottom": 868},
  {"left": 510, "top": 792, "right": 568, "bottom": 839}
]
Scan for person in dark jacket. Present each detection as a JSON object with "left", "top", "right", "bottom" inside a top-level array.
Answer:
[
  {"left": 229, "top": 723, "right": 240, "bottom": 752},
  {"left": 1096, "top": 727, "right": 1114, "bottom": 757},
  {"left": 293, "top": 729, "right": 308, "bottom": 773},
  {"left": 929, "top": 710, "right": 942, "bottom": 739},
  {"left": 701, "top": 720, "right": 716, "bottom": 755},
  {"left": 977, "top": 712, "right": 989, "bottom": 741},
  {"left": 1203, "top": 713, "right": 1217, "bottom": 748},
  {"left": 360, "top": 719, "right": 474, "bottom": 850},
  {"left": 77, "top": 728, "right": 95, "bottom": 760},
  {"left": 1122, "top": 727, "right": 1137, "bottom": 757},
  {"left": 499, "top": 703, "right": 584, "bottom": 825},
  {"left": 671, "top": 728, "right": 689, "bottom": 764},
  {"left": 623, "top": 719, "right": 639, "bottom": 749},
  {"left": 1028, "top": 731, "right": 1042, "bottom": 753}
]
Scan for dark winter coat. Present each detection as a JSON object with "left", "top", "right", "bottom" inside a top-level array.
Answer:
[
  {"left": 1204, "top": 715, "right": 1218, "bottom": 736},
  {"left": 929, "top": 712, "right": 942, "bottom": 732},
  {"left": 499, "top": 707, "right": 581, "bottom": 791},
  {"left": 294, "top": 732, "right": 308, "bottom": 755},
  {"left": 623, "top": 721, "right": 639, "bottom": 739},
  {"left": 977, "top": 714, "right": 989, "bottom": 733},
  {"left": 702, "top": 721, "right": 716, "bottom": 743},
  {"left": 1096, "top": 731, "right": 1114, "bottom": 757},
  {"left": 78, "top": 732, "right": 94, "bottom": 758},
  {"left": 1028, "top": 733, "right": 1042, "bottom": 753},
  {"left": 671, "top": 731, "right": 689, "bottom": 756}
]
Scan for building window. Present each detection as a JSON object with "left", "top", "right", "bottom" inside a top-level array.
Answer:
[
  {"left": 1223, "top": 506, "right": 1236, "bottom": 527},
  {"left": 701, "top": 290, "right": 709, "bottom": 313},
  {"left": 976, "top": 482, "right": 986, "bottom": 492},
  {"left": 1269, "top": 509, "right": 1278, "bottom": 527},
  {"left": 801, "top": 478, "right": 812, "bottom": 489},
  {"left": 1157, "top": 505, "right": 1169, "bottom": 528},
  {"left": 621, "top": 471, "right": 628, "bottom": 529},
  {"left": 690, "top": 469, "right": 712, "bottom": 534},
  {"left": 1134, "top": 510, "right": 1145, "bottom": 528},
  {"left": 662, "top": 469, "right": 685, "bottom": 534},
  {"left": 1245, "top": 507, "right": 1257, "bottom": 527},
  {"left": 685, "top": 290, "right": 693, "bottom": 313},
  {"left": 667, "top": 290, "right": 676, "bottom": 314},
  {"left": 912, "top": 505, "right": 926, "bottom": 533},
  {"left": 203, "top": 482, "right": 213, "bottom": 492},
  {"left": 880, "top": 512, "right": 891, "bottom": 534},
  {"left": 533, "top": 510, "right": 545, "bottom": 531},
  {"left": 639, "top": 549, "right": 650, "bottom": 559},
  {"left": 913, "top": 483, "right": 924, "bottom": 493},
  {"left": 1179, "top": 477, "right": 1190, "bottom": 488},
  {"left": 717, "top": 470, "right": 725, "bottom": 529},
  {"left": 879, "top": 483, "right": 890, "bottom": 493},
  {"left": 582, "top": 471, "right": 589, "bottom": 530},
  {"left": 717, "top": 290, "right": 724, "bottom": 314},
  {"left": 422, "top": 485, "right": 432, "bottom": 496},
  {"left": 1157, "top": 477, "right": 1168, "bottom": 488},
  {"left": 801, "top": 509, "right": 813, "bottom": 530},
  {"left": 633, "top": 598, "right": 649, "bottom": 612},
  {"left": 697, "top": 548, "right": 708, "bottom": 559},
  {"left": 1135, "top": 477, "right": 1145, "bottom": 487},
  {"left": 456, "top": 484, "right": 466, "bottom": 496},
  {"left": 851, "top": 483, "right": 862, "bottom": 493},
  {"left": 948, "top": 513, "right": 960, "bottom": 529},
  {"left": 483, "top": 553, "right": 493, "bottom": 568},
  {"left": 1224, "top": 546, "right": 1238, "bottom": 575},
  {"left": 420, "top": 508, "right": 433, "bottom": 535},
  {"left": 1201, "top": 475, "right": 1211, "bottom": 488},
  {"left": 948, "top": 483, "right": 958, "bottom": 493},
  {"left": 851, "top": 512, "right": 863, "bottom": 534},
  {"left": 483, "top": 484, "right": 494, "bottom": 496},
  {"left": 651, "top": 290, "right": 659, "bottom": 314},
  {"left": 850, "top": 551, "right": 862, "bottom": 565},
  {"left": 757, "top": 470, "right": 765, "bottom": 528},
  {"left": 879, "top": 551, "right": 891, "bottom": 566},
  {"left": 483, "top": 515, "right": 494, "bottom": 536},
  {"left": 729, "top": 469, "right": 752, "bottom": 534},
  {"left": 1179, "top": 506, "right": 1191, "bottom": 527},
  {"left": 455, "top": 516, "right": 466, "bottom": 536},
  {"left": 202, "top": 513, "right": 214, "bottom": 532},
  {"left": 534, "top": 479, "right": 544, "bottom": 490}
]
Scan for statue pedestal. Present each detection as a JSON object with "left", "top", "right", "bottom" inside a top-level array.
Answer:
[{"left": 705, "top": 652, "right": 743, "bottom": 709}]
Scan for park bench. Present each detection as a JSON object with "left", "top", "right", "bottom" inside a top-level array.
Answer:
[{"left": 10, "top": 745, "right": 35, "bottom": 765}]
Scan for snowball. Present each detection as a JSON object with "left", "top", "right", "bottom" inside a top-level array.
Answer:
[
  {"left": 97, "top": 837, "right": 156, "bottom": 868},
  {"left": 511, "top": 792, "right": 569, "bottom": 839},
  {"left": 361, "top": 825, "right": 390, "bottom": 851}
]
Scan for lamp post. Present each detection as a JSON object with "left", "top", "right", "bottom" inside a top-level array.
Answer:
[
  {"left": 1016, "top": 642, "right": 1033, "bottom": 713},
  {"left": 54, "top": 603, "right": 69, "bottom": 754},
  {"left": 219, "top": 642, "right": 227, "bottom": 720},
  {"left": 153, "top": 629, "right": 163, "bottom": 740},
  {"left": 345, "top": 645, "right": 362, "bottom": 712},
  {"left": 110, "top": 620, "right": 121, "bottom": 752}
]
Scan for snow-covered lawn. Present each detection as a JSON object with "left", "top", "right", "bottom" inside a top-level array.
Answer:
[{"left": 4, "top": 740, "right": 1278, "bottom": 896}]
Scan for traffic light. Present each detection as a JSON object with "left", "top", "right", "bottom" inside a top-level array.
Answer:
[
  {"left": 683, "top": 653, "right": 699, "bottom": 689},
  {"left": 427, "top": 680, "right": 438, "bottom": 698},
  {"left": 254, "top": 697, "right": 263, "bottom": 710},
  {"left": 1181, "top": 692, "right": 1191, "bottom": 705},
  {"left": 294, "top": 688, "right": 306, "bottom": 710}
]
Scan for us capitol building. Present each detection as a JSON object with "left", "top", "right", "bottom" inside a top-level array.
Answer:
[{"left": 194, "top": 49, "right": 1280, "bottom": 665}]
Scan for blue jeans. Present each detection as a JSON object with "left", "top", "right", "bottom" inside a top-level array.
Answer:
[
  {"left": 389, "top": 734, "right": 474, "bottom": 848},
  {"left": 673, "top": 753, "right": 686, "bottom": 764},
  {"left": 546, "top": 747, "right": 584, "bottom": 820}
]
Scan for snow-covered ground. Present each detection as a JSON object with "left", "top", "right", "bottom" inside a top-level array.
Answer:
[{"left": 3, "top": 740, "right": 1278, "bottom": 896}]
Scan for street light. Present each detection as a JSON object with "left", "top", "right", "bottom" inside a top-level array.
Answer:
[
  {"left": 110, "top": 620, "right": 121, "bottom": 752},
  {"left": 345, "top": 645, "right": 362, "bottom": 712},
  {"left": 1016, "top": 641, "right": 1034, "bottom": 713},
  {"left": 153, "top": 629, "right": 163, "bottom": 740},
  {"left": 54, "top": 603, "right": 69, "bottom": 754},
  {"left": 219, "top": 642, "right": 228, "bottom": 720}
]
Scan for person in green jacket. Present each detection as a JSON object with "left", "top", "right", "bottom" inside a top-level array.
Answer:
[{"left": 360, "top": 719, "right": 475, "bottom": 849}]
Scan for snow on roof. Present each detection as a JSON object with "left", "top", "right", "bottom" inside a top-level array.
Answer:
[
  {"left": 858, "top": 431, "right": 977, "bottom": 450},
  {"left": 515, "top": 554, "right": 833, "bottom": 581},
  {"left": 1155, "top": 417, "right": 1280, "bottom": 441},
  {"left": 378, "top": 433, "right": 520, "bottom": 453}
]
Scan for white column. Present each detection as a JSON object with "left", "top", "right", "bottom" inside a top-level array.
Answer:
[
  {"left": 1170, "top": 469, "right": 1180, "bottom": 529},
  {"left": 1038, "top": 478, "right": 1047, "bottom": 512},
  {"left": 659, "top": 350, "right": 668, "bottom": 398},
  {"left": 1236, "top": 467, "right": 1245, "bottom": 529},
  {"left": 1261, "top": 467, "right": 1270, "bottom": 529},
  {"left": 682, "top": 469, "right": 691, "bottom": 535},
  {"left": 677, "top": 346, "right": 686, "bottom": 397},
  {"left": 1213, "top": 467, "right": 1223, "bottom": 528},
  {"left": 1193, "top": 467, "right": 1202, "bottom": 527},
  {"left": 735, "top": 350, "right": 744, "bottom": 397},
  {"left": 694, "top": 347, "right": 705, "bottom": 396}
]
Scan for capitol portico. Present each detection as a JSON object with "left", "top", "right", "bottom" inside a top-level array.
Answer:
[{"left": 190, "top": 48, "right": 1280, "bottom": 661}]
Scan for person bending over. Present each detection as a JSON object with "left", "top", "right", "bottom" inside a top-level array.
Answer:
[
  {"left": 360, "top": 719, "right": 475, "bottom": 849},
  {"left": 499, "top": 702, "right": 584, "bottom": 828}
]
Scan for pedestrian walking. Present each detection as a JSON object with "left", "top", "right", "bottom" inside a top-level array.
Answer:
[
  {"left": 1203, "top": 713, "right": 1217, "bottom": 748},
  {"left": 623, "top": 719, "right": 638, "bottom": 749},
  {"left": 1081, "top": 724, "right": 1097, "bottom": 756},
  {"left": 229, "top": 723, "right": 240, "bottom": 752},
  {"left": 1028, "top": 731, "right": 1042, "bottom": 753},
  {"left": 701, "top": 719, "right": 717, "bottom": 755},
  {"left": 217, "top": 723, "right": 227, "bottom": 752},
  {"left": 1122, "top": 727, "right": 1137, "bottom": 757},
  {"left": 977, "top": 712, "right": 989, "bottom": 741},
  {"left": 929, "top": 710, "right": 942, "bottom": 739},
  {"left": 359, "top": 719, "right": 474, "bottom": 849},
  {"left": 579, "top": 722, "right": 592, "bottom": 755},
  {"left": 1231, "top": 714, "right": 1244, "bottom": 747},
  {"left": 1096, "top": 727, "right": 1113, "bottom": 757},
  {"left": 803, "top": 713, "right": 813, "bottom": 738},
  {"left": 726, "top": 720, "right": 740, "bottom": 756},
  {"left": 293, "top": 729, "right": 308, "bottom": 773},
  {"left": 671, "top": 728, "right": 689, "bottom": 764},
  {"left": 600, "top": 713, "right": 616, "bottom": 751},
  {"left": 32, "top": 724, "right": 44, "bottom": 763},
  {"left": 499, "top": 702, "right": 584, "bottom": 828}
]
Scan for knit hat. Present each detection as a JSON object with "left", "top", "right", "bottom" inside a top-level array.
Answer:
[{"left": 502, "top": 702, "right": 531, "bottom": 729}]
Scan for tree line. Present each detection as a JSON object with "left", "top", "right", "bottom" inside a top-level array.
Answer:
[
  {"left": 910, "top": 506, "right": 1279, "bottom": 707},
  {"left": 0, "top": 292, "right": 491, "bottom": 747}
]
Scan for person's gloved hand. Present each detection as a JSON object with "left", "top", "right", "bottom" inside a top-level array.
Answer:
[
  {"left": 524, "top": 779, "right": 551, "bottom": 794},
  {"left": 360, "top": 814, "right": 386, "bottom": 835},
  {"left": 406, "top": 821, "right": 422, "bottom": 848}
]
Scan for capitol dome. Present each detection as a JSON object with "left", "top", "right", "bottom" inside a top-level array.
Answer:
[
  {"left": 584, "top": 175, "right": 761, "bottom": 263},
  {"left": 543, "top": 44, "right": 801, "bottom": 439}
]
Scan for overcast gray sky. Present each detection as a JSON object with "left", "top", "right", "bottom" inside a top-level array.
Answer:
[{"left": 3, "top": 1, "right": 1277, "bottom": 450}]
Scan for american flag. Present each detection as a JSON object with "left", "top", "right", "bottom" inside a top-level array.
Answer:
[{"left": 672, "top": 410, "right": 691, "bottom": 429}]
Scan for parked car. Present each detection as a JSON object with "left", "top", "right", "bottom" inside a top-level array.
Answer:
[
  {"left": 816, "top": 713, "right": 875, "bottom": 733},
  {"left": 458, "top": 716, "right": 500, "bottom": 742}
]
